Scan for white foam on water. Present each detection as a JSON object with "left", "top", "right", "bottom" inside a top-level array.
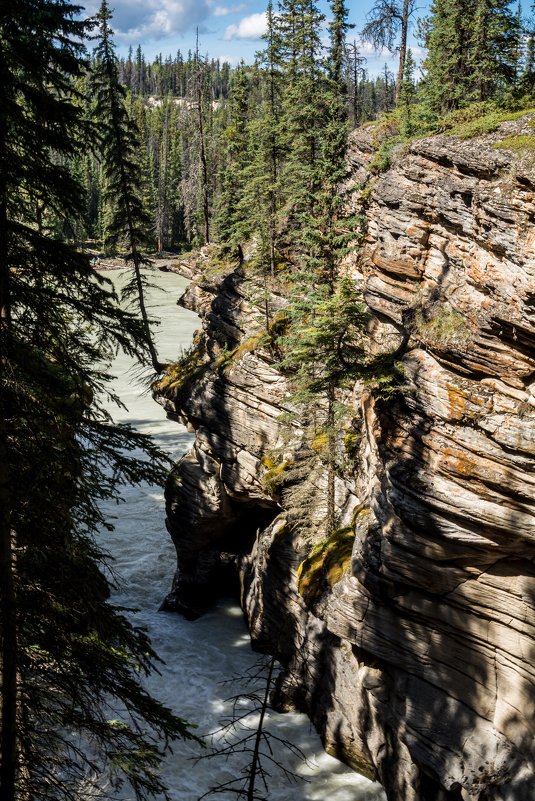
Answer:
[{"left": 96, "top": 270, "right": 386, "bottom": 801}]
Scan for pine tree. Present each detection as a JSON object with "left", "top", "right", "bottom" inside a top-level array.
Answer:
[
  {"left": 0, "top": 1, "right": 194, "bottom": 798},
  {"left": 274, "top": 0, "right": 368, "bottom": 537},
  {"left": 249, "top": 0, "right": 285, "bottom": 281},
  {"left": 214, "top": 61, "right": 251, "bottom": 252},
  {"left": 91, "top": 0, "right": 163, "bottom": 372},
  {"left": 345, "top": 40, "right": 367, "bottom": 125},
  {"left": 193, "top": 31, "right": 211, "bottom": 244},
  {"left": 523, "top": 12, "right": 535, "bottom": 94},
  {"left": 422, "top": 0, "right": 521, "bottom": 114},
  {"left": 277, "top": 0, "right": 325, "bottom": 237},
  {"left": 155, "top": 98, "right": 172, "bottom": 253},
  {"left": 399, "top": 48, "right": 417, "bottom": 136}
]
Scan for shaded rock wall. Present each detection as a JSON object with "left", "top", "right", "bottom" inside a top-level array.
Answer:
[{"left": 155, "top": 119, "right": 535, "bottom": 800}]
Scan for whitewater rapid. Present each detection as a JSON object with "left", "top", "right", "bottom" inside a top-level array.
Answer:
[{"left": 98, "top": 269, "right": 385, "bottom": 801}]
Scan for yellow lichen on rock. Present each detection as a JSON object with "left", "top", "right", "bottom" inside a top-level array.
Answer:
[{"left": 297, "top": 526, "right": 355, "bottom": 605}]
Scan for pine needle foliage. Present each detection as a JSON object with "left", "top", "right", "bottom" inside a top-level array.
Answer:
[
  {"left": 91, "top": 0, "right": 163, "bottom": 373},
  {"left": 421, "top": 0, "right": 522, "bottom": 114},
  {"left": 0, "top": 2, "right": 195, "bottom": 799}
]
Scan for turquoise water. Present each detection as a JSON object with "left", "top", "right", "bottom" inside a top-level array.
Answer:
[{"left": 96, "top": 269, "right": 385, "bottom": 801}]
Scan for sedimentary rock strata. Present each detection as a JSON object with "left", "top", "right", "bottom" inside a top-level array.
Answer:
[{"left": 155, "top": 118, "right": 535, "bottom": 800}]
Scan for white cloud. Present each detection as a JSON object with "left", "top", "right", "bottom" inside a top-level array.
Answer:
[
  {"left": 357, "top": 41, "right": 391, "bottom": 58},
  {"left": 214, "top": 54, "right": 242, "bottom": 64},
  {"left": 87, "top": 0, "right": 212, "bottom": 42},
  {"left": 213, "top": 3, "right": 247, "bottom": 17},
  {"left": 224, "top": 12, "right": 267, "bottom": 40}
]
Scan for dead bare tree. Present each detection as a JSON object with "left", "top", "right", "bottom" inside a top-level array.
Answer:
[
  {"left": 360, "top": 0, "right": 414, "bottom": 103},
  {"left": 196, "top": 656, "right": 309, "bottom": 801}
]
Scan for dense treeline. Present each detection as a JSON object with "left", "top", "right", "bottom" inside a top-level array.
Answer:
[
  {"left": 77, "top": 31, "right": 398, "bottom": 252},
  {"left": 77, "top": 0, "right": 535, "bottom": 255}
]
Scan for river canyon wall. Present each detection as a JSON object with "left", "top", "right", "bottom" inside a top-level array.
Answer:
[{"left": 154, "top": 117, "right": 535, "bottom": 801}]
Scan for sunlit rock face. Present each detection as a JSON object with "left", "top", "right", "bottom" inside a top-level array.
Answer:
[{"left": 155, "top": 118, "right": 535, "bottom": 801}]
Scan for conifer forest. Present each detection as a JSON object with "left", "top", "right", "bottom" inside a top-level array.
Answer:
[{"left": 1, "top": 0, "right": 535, "bottom": 800}]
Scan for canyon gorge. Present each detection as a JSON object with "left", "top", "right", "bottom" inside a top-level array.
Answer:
[{"left": 154, "top": 116, "right": 535, "bottom": 801}]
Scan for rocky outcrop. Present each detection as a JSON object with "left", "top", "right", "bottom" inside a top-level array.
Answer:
[{"left": 155, "top": 118, "right": 535, "bottom": 800}]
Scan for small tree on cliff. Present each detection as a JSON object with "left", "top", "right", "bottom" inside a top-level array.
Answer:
[
  {"left": 0, "top": 1, "right": 194, "bottom": 798},
  {"left": 275, "top": 0, "right": 368, "bottom": 537},
  {"left": 91, "top": 0, "right": 163, "bottom": 372}
]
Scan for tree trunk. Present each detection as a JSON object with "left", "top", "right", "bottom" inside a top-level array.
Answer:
[
  {"left": 197, "top": 81, "right": 210, "bottom": 245},
  {"left": 246, "top": 657, "right": 275, "bottom": 801},
  {"left": 326, "top": 383, "right": 336, "bottom": 536},
  {"left": 0, "top": 181, "right": 18, "bottom": 801},
  {"left": 395, "top": 0, "right": 410, "bottom": 103},
  {"left": 0, "top": 491, "right": 17, "bottom": 801}
]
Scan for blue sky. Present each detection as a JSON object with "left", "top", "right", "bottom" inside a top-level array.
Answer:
[{"left": 82, "top": 0, "right": 432, "bottom": 75}]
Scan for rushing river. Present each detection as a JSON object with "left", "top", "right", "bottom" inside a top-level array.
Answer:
[{"left": 98, "top": 270, "right": 385, "bottom": 801}]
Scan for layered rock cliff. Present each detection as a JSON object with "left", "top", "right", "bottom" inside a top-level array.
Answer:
[{"left": 154, "top": 117, "right": 535, "bottom": 801}]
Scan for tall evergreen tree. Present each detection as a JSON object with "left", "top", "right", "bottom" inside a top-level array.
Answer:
[
  {"left": 278, "top": 0, "right": 325, "bottom": 234},
  {"left": 193, "top": 31, "right": 211, "bottom": 244},
  {"left": 470, "top": 0, "right": 521, "bottom": 101},
  {"left": 523, "top": 10, "right": 535, "bottom": 93},
  {"left": 399, "top": 47, "right": 417, "bottom": 136},
  {"left": 422, "top": 0, "right": 521, "bottom": 114},
  {"left": 214, "top": 61, "right": 251, "bottom": 252},
  {"left": 250, "top": 0, "right": 285, "bottom": 280},
  {"left": 274, "top": 0, "right": 369, "bottom": 536},
  {"left": 345, "top": 40, "right": 367, "bottom": 125},
  {"left": 91, "top": 0, "right": 163, "bottom": 373},
  {"left": 0, "top": 1, "right": 194, "bottom": 798}
]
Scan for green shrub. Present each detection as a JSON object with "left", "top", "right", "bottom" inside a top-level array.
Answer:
[
  {"left": 261, "top": 455, "right": 290, "bottom": 496},
  {"left": 369, "top": 137, "right": 401, "bottom": 173},
  {"left": 494, "top": 134, "right": 535, "bottom": 152},
  {"left": 153, "top": 336, "right": 206, "bottom": 395},
  {"left": 441, "top": 103, "right": 535, "bottom": 139},
  {"left": 413, "top": 304, "right": 471, "bottom": 349}
]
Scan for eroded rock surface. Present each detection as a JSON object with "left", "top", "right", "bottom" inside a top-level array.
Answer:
[{"left": 155, "top": 119, "right": 535, "bottom": 800}]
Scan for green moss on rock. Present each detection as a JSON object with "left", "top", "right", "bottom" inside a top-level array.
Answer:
[
  {"left": 261, "top": 455, "right": 290, "bottom": 496},
  {"left": 494, "top": 134, "right": 535, "bottom": 152},
  {"left": 297, "top": 525, "right": 355, "bottom": 605}
]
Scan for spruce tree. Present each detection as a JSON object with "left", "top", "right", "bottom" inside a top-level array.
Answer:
[
  {"left": 214, "top": 61, "right": 251, "bottom": 252},
  {"left": 345, "top": 40, "right": 367, "bottom": 125},
  {"left": 193, "top": 31, "right": 211, "bottom": 244},
  {"left": 248, "top": 0, "right": 285, "bottom": 281},
  {"left": 0, "top": 1, "right": 194, "bottom": 798},
  {"left": 155, "top": 97, "right": 172, "bottom": 253},
  {"left": 91, "top": 0, "right": 163, "bottom": 373},
  {"left": 523, "top": 13, "right": 535, "bottom": 94},
  {"left": 422, "top": 0, "right": 521, "bottom": 114},
  {"left": 276, "top": 0, "right": 326, "bottom": 240},
  {"left": 274, "top": 0, "right": 368, "bottom": 536},
  {"left": 470, "top": 0, "right": 521, "bottom": 102},
  {"left": 399, "top": 48, "right": 417, "bottom": 136}
]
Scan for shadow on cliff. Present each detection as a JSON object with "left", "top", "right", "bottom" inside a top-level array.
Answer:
[
  {"left": 161, "top": 265, "right": 281, "bottom": 619},
  {"left": 349, "top": 352, "right": 535, "bottom": 800}
]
